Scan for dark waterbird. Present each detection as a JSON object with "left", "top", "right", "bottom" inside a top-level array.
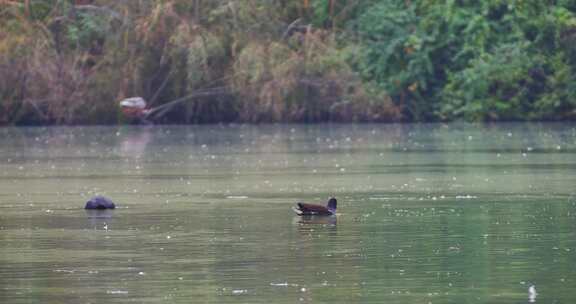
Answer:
[
  {"left": 293, "top": 197, "right": 337, "bottom": 216},
  {"left": 85, "top": 195, "right": 116, "bottom": 210}
]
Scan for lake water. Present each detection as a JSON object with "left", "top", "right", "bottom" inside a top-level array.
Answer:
[{"left": 1, "top": 123, "right": 575, "bottom": 303}]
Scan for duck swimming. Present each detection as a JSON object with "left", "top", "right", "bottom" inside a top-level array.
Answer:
[{"left": 293, "top": 197, "right": 337, "bottom": 216}]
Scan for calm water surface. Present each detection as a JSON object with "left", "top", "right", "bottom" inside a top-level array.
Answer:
[{"left": 1, "top": 123, "right": 576, "bottom": 303}]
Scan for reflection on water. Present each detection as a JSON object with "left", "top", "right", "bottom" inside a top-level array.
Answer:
[
  {"left": 1, "top": 123, "right": 576, "bottom": 303},
  {"left": 118, "top": 127, "right": 152, "bottom": 159},
  {"left": 296, "top": 215, "right": 338, "bottom": 227},
  {"left": 85, "top": 209, "right": 114, "bottom": 231}
]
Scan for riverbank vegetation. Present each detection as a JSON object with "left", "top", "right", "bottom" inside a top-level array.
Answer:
[{"left": 1, "top": 1, "right": 576, "bottom": 125}]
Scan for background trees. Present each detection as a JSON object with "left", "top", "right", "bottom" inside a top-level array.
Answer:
[
  {"left": 352, "top": 0, "right": 576, "bottom": 121},
  {"left": 1, "top": 0, "right": 576, "bottom": 125}
]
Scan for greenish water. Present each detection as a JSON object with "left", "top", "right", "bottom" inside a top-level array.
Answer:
[{"left": 1, "top": 123, "right": 576, "bottom": 303}]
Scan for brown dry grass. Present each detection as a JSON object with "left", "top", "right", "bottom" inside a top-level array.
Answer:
[
  {"left": 0, "top": 0, "right": 400, "bottom": 125},
  {"left": 232, "top": 28, "right": 399, "bottom": 122}
]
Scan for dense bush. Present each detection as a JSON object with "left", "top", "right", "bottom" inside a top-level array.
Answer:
[
  {"left": 1, "top": 0, "right": 576, "bottom": 125},
  {"left": 352, "top": 0, "right": 576, "bottom": 121}
]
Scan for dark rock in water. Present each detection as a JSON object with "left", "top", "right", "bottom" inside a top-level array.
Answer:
[{"left": 85, "top": 195, "right": 116, "bottom": 210}]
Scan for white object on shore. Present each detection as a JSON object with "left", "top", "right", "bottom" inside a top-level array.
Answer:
[{"left": 120, "top": 97, "right": 147, "bottom": 109}]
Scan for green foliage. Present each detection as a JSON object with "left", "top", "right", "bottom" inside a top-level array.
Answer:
[
  {"left": 1, "top": 0, "right": 576, "bottom": 124},
  {"left": 351, "top": 0, "right": 576, "bottom": 121},
  {"left": 354, "top": 1, "right": 441, "bottom": 120},
  {"left": 26, "top": 0, "right": 61, "bottom": 21},
  {"left": 436, "top": 1, "right": 576, "bottom": 121},
  {"left": 441, "top": 42, "right": 538, "bottom": 120},
  {"left": 66, "top": 11, "right": 109, "bottom": 51}
]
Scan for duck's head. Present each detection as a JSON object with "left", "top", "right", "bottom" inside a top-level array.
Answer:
[{"left": 327, "top": 197, "right": 337, "bottom": 212}]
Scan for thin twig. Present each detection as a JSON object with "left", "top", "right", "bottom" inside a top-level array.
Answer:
[
  {"left": 144, "top": 86, "right": 230, "bottom": 120},
  {"left": 281, "top": 18, "right": 302, "bottom": 40}
]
